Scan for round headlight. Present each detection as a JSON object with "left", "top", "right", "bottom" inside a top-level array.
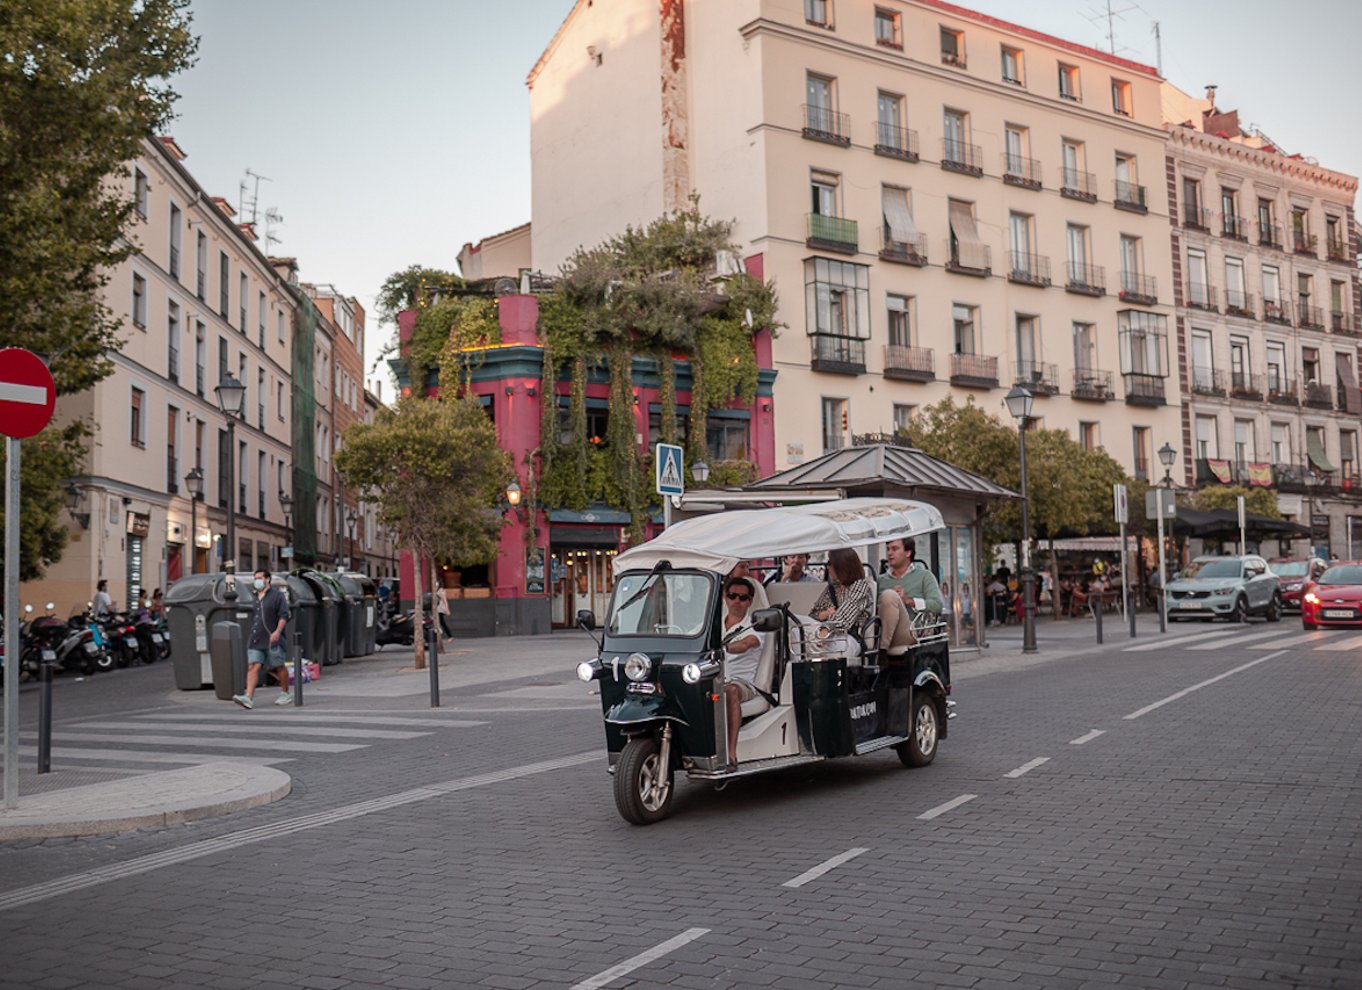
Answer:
[
  {"left": 682, "top": 663, "right": 702, "bottom": 684},
  {"left": 624, "top": 652, "right": 652, "bottom": 682},
  {"left": 576, "top": 660, "right": 599, "bottom": 683}
]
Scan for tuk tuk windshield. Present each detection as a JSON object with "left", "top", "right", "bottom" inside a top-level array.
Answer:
[{"left": 607, "top": 572, "right": 714, "bottom": 637}]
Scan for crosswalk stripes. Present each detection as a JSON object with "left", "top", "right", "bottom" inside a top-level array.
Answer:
[
  {"left": 1248, "top": 630, "right": 1330, "bottom": 650},
  {"left": 1122, "top": 628, "right": 1245, "bottom": 652},
  {"left": 1187, "top": 628, "right": 1295, "bottom": 650},
  {"left": 1310, "top": 632, "right": 1362, "bottom": 652},
  {"left": 1122, "top": 627, "right": 1361, "bottom": 655}
]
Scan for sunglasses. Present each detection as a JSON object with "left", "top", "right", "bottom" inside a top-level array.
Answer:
[{"left": 726, "top": 592, "right": 752, "bottom": 602}]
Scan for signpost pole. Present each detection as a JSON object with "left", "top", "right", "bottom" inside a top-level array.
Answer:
[
  {"left": 4, "top": 437, "right": 19, "bottom": 809},
  {"left": 1156, "top": 494, "right": 1168, "bottom": 634},
  {"left": 1238, "top": 494, "right": 1247, "bottom": 556}
]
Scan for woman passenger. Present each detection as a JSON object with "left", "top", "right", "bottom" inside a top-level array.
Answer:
[{"left": 810, "top": 547, "right": 876, "bottom": 630}]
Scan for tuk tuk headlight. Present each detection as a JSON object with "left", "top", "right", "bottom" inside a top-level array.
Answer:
[
  {"left": 624, "top": 652, "right": 652, "bottom": 682},
  {"left": 682, "top": 659, "right": 721, "bottom": 684},
  {"left": 576, "top": 659, "right": 602, "bottom": 682}
]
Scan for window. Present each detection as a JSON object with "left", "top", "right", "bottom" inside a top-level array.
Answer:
[
  {"left": 1119, "top": 235, "right": 1145, "bottom": 294},
  {"left": 1111, "top": 78, "right": 1132, "bottom": 116},
  {"left": 1234, "top": 420, "right": 1255, "bottom": 466},
  {"left": 805, "top": 0, "right": 831, "bottom": 27},
  {"left": 1067, "top": 224, "right": 1091, "bottom": 280},
  {"left": 1298, "top": 273, "right": 1315, "bottom": 322},
  {"left": 1073, "top": 322, "right": 1096, "bottom": 371},
  {"left": 1015, "top": 314, "right": 1039, "bottom": 371},
  {"left": 168, "top": 203, "right": 181, "bottom": 279},
  {"left": 134, "top": 168, "right": 149, "bottom": 218},
  {"left": 258, "top": 291, "right": 266, "bottom": 347},
  {"left": 886, "top": 294, "right": 912, "bottom": 347},
  {"left": 821, "top": 397, "right": 849, "bottom": 453},
  {"left": 167, "top": 406, "right": 179, "bottom": 493},
  {"left": 1195, "top": 415, "right": 1219, "bottom": 460},
  {"left": 1079, "top": 422, "right": 1098, "bottom": 451},
  {"left": 194, "top": 419, "right": 204, "bottom": 472},
  {"left": 1225, "top": 257, "right": 1247, "bottom": 311},
  {"left": 942, "top": 109, "right": 970, "bottom": 167},
  {"left": 1292, "top": 207, "right": 1311, "bottom": 250},
  {"left": 876, "top": 91, "right": 905, "bottom": 150},
  {"left": 1341, "top": 430, "right": 1357, "bottom": 479},
  {"left": 132, "top": 273, "right": 147, "bottom": 328},
  {"left": 1009, "top": 213, "right": 1035, "bottom": 277},
  {"left": 874, "top": 7, "right": 900, "bottom": 47},
  {"left": 1229, "top": 336, "right": 1250, "bottom": 389},
  {"left": 948, "top": 199, "right": 988, "bottom": 270},
  {"left": 1001, "top": 46, "right": 1023, "bottom": 85},
  {"left": 1187, "top": 248, "right": 1210, "bottom": 306},
  {"left": 1003, "top": 125, "right": 1028, "bottom": 174},
  {"left": 1266, "top": 341, "right": 1288, "bottom": 392},
  {"left": 257, "top": 368, "right": 266, "bottom": 428},
  {"left": 1258, "top": 198, "right": 1276, "bottom": 239},
  {"left": 952, "top": 303, "right": 977, "bottom": 354},
  {"left": 940, "top": 27, "right": 965, "bottom": 67},
  {"left": 239, "top": 272, "right": 248, "bottom": 332},
  {"left": 258, "top": 450, "right": 267, "bottom": 517},
  {"left": 195, "top": 321, "right": 205, "bottom": 396},
  {"left": 1114, "top": 154, "right": 1142, "bottom": 207},
  {"left": 1271, "top": 423, "right": 1290, "bottom": 464},
  {"left": 218, "top": 336, "right": 228, "bottom": 387},
  {"left": 167, "top": 299, "right": 180, "bottom": 383},
  {"left": 130, "top": 387, "right": 145, "bottom": 446},
  {"left": 1117, "top": 310, "right": 1168, "bottom": 377},
  {"left": 276, "top": 380, "right": 285, "bottom": 419},
  {"left": 803, "top": 257, "right": 869, "bottom": 339},
  {"left": 1061, "top": 140, "right": 1089, "bottom": 196},
  {"left": 1302, "top": 346, "right": 1320, "bottom": 384},
  {"left": 238, "top": 440, "right": 248, "bottom": 513},
  {"left": 706, "top": 417, "right": 749, "bottom": 462},
  {"left": 804, "top": 74, "right": 839, "bottom": 137},
  {"left": 195, "top": 231, "right": 207, "bottom": 300},
  {"left": 1326, "top": 215, "right": 1344, "bottom": 258},
  {"left": 277, "top": 309, "right": 286, "bottom": 344},
  {"left": 1058, "top": 63, "right": 1080, "bottom": 100},
  {"left": 892, "top": 404, "right": 916, "bottom": 435},
  {"left": 1191, "top": 329, "right": 1214, "bottom": 391},
  {"left": 1183, "top": 177, "right": 1204, "bottom": 226},
  {"left": 1132, "top": 427, "right": 1151, "bottom": 480},
  {"left": 218, "top": 251, "right": 229, "bottom": 317}
]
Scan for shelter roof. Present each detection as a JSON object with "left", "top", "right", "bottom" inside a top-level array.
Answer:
[{"left": 752, "top": 444, "right": 1018, "bottom": 503}]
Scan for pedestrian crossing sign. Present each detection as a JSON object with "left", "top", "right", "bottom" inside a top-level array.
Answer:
[{"left": 655, "top": 443, "right": 685, "bottom": 496}]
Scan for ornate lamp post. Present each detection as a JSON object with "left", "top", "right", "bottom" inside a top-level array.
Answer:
[
  {"left": 184, "top": 468, "right": 204, "bottom": 574},
  {"left": 345, "top": 506, "right": 357, "bottom": 572},
  {"left": 692, "top": 461, "right": 710, "bottom": 485},
  {"left": 279, "top": 489, "right": 293, "bottom": 568},
  {"left": 1156, "top": 441, "right": 1177, "bottom": 633},
  {"left": 214, "top": 373, "right": 246, "bottom": 574},
  {"left": 1005, "top": 385, "right": 1037, "bottom": 654}
]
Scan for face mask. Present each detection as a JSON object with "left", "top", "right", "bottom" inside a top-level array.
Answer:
[{"left": 253, "top": 579, "right": 266, "bottom": 591}]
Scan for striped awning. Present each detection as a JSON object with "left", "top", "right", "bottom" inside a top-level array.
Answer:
[{"left": 1307, "top": 431, "right": 1336, "bottom": 473}]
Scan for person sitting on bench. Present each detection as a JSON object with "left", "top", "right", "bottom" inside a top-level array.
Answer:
[{"left": 877, "top": 537, "right": 944, "bottom": 651}]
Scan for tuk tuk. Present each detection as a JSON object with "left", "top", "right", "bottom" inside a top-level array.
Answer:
[{"left": 575, "top": 497, "right": 954, "bottom": 824}]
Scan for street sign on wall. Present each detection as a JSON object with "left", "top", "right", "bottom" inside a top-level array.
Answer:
[{"left": 0, "top": 348, "right": 56, "bottom": 439}]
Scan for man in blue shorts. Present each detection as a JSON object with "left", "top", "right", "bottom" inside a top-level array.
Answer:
[{"left": 233, "top": 568, "right": 291, "bottom": 709}]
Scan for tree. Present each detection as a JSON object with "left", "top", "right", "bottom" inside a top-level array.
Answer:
[
  {"left": 0, "top": 0, "right": 198, "bottom": 395},
  {"left": 0, "top": 423, "right": 89, "bottom": 580},
  {"left": 1191, "top": 484, "right": 1282, "bottom": 519},
  {"left": 334, "top": 396, "right": 510, "bottom": 669}
]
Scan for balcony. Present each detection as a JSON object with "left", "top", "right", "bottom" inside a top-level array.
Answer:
[
  {"left": 1264, "top": 299, "right": 1293, "bottom": 325},
  {"left": 1221, "top": 214, "right": 1250, "bottom": 241},
  {"left": 1266, "top": 377, "right": 1298, "bottom": 405},
  {"left": 1007, "top": 251, "right": 1051, "bottom": 287},
  {"left": 941, "top": 138, "right": 983, "bottom": 177},
  {"left": 1066, "top": 262, "right": 1105, "bottom": 296},
  {"left": 949, "top": 353, "right": 998, "bottom": 389},
  {"left": 1327, "top": 238, "right": 1349, "bottom": 263},
  {"left": 945, "top": 242, "right": 990, "bottom": 277},
  {"left": 1298, "top": 304, "right": 1325, "bottom": 330},
  {"left": 802, "top": 104, "right": 851, "bottom": 147},
  {"left": 941, "top": 50, "right": 966, "bottom": 69},
  {"left": 1303, "top": 379, "right": 1334, "bottom": 409},
  {"left": 1293, "top": 231, "right": 1318, "bottom": 256},
  {"left": 1071, "top": 368, "right": 1114, "bottom": 401},
  {"left": 1224, "top": 289, "right": 1256, "bottom": 319},
  {"left": 879, "top": 230, "right": 927, "bottom": 266},
  {"left": 806, "top": 213, "right": 858, "bottom": 254},
  {"left": 1119, "top": 272, "right": 1158, "bottom": 306},
  {"left": 196, "top": 271, "right": 206, "bottom": 301},
  {"left": 1183, "top": 206, "right": 1212, "bottom": 231},
  {"left": 1230, "top": 371, "right": 1262, "bottom": 400},
  {"left": 1123, "top": 373, "right": 1166, "bottom": 406},
  {"left": 1185, "top": 281, "right": 1217, "bottom": 312},
  {"left": 1012, "top": 360, "right": 1059, "bottom": 395},
  {"left": 810, "top": 333, "right": 865, "bottom": 375},
  {"left": 882, "top": 344, "right": 935, "bottom": 382},
  {"left": 1114, "top": 180, "right": 1147, "bottom": 213},
  {"left": 1258, "top": 222, "right": 1283, "bottom": 249},
  {"left": 874, "top": 123, "right": 920, "bottom": 162},
  {"left": 1060, "top": 168, "right": 1097, "bottom": 203},
  {"left": 1002, "top": 154, "right": 1042, "bottom": 190},
  {"left": 1333, "top": 311, "right": 1358, "bottom": 335},
  {"left": 1189, "top": 367, "right": 1227, "bottom": 398}
]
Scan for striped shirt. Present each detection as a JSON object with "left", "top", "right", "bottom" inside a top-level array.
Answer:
[{"left": 811, "top": 579, "right": 876, "bottom": 629}]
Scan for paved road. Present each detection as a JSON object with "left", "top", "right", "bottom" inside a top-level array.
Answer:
[{"left": 2, "top": 623, "right": 1359, "bottom": 989}]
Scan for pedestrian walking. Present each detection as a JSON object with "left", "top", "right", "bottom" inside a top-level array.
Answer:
[
  {"left": 434, "top": 584, "right": 452, "bottom": 644},
  {"left": 234, "top": 568, "right": 292, "bottom": 709},
  {"left": 93, "top": 579, "right": 113, "bottom": 618}
]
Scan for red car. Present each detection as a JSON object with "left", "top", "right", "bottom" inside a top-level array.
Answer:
[
  {"left": 1271, "top": 557, "right": 1329, "bottom": 612},
  {"left": 1301, "top": 562, "right": 1362, "bottom": 629}
]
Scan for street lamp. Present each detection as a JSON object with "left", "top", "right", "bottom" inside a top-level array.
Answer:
[
  {"left": 214, "top": 373, "right": 246, "bottom": 575},
  {"left": 1004, "top": 385, "right": 1037, "bottom": 654},
  {"left": 185, "top": 468, "right": 203, "bottom": 574},
  {"left": 692, "top": 460, "right": 710, "bottom": 485},
  {"left": 64, "top": 482, "right": 90, "bottom": 531},
  {"left": 278, "top": 489, "right": 293, "bottom": 568},
  {"left": 505, "top": 481, "right": 522, "bottom": 508},
  {"left": 345, "top": 506, "right": 356, "bottom": 572},
  {"left": 1156, "top": 441, "right": 1177, "bottom": 633}
]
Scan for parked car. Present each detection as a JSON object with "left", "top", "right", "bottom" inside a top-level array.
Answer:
[
  {"left": 1301, "top": 562, "right": 1362, "bottom": 629},
  {"left": 1270, "top": 557, "right": 1328, "bottom": 613},
  {"left": 1165, "top": 554, "right": 1282, "bottom": 623}
]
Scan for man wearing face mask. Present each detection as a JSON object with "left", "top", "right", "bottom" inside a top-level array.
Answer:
[{"left": 233, "top": 569, "right": 292, "bottom": 709}]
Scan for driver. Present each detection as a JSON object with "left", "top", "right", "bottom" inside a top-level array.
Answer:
[
  {"left": 721, "top": 576, "right": 765, "bottom": 771},
  {"left": 878, "top": 538, "right": 944, "bottom": 650}
]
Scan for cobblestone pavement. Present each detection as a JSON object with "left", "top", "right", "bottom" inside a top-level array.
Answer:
[{"left": 1, "top": 622, "right": 1359, "bottom": 989}]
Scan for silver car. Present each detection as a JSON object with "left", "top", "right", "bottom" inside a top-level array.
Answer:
[{"left": 1165, "top": 555, "right": 1283, "bottom": 623}]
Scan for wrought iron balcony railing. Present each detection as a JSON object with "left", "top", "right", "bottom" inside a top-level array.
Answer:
[
  {"left": 1066, "top": 262, "right": 1105, "bottom": 296},
  {"left": 802, "top": 104, "right": 850, "bottom": 146},
  {"left": 1224, "top": 289, "right": 1256, "bottom": 319},
  {"left": 1007, "top": 251, "right": 1051, "bottom": 287},
  {"left": 1119, "top": 272, "right": 1158, "bottom": 305},
  {"left": 1230, "top": 371, "right": 1262, "bottom": 399},
  {"left": 806, "top": 213, "right": 858, "bottom": 253},
  {"left": 1303, "top": 379, "right": 1334, "bottom": 409},
  {"left": 1012, "top": 360, "right": 1058, "bottom": 394},
  {"left": 1114, "top": 180, "right": 1147, "bottom": 212},
  {"left": 1266, "top": 376, "right": 1298, "bottom": 404},
  {"left": 1293, "top": 231, "right": 1318, "bottom": 256},
  {"left": 874, "top": 122, "right": 920, "bottom": 162},
  {"left": 882, "top": 344, "right": 935, "bottom": 382},
  {"left": 1257, "top": 222, "right": 1283, "bottom": 249},
  {"left": 1298, "top": 304, "right": 1324, "bottom": 330},
  {"left": 1183, "top": 206, "right": 1212, "bottom": 231},
  {"left": 1185, "top": 281, "right": 1217, "bottom": 312},
  {"left": 949, "top": 353, "right": 998, "bottom": 388},
  {"left": 1002, "top": 154, "right": 1042, "bottom": 189},
  {"left": 941, "top": 138, "right": 983, "bottom": 176},
  {"left": 1071, "top": 368, "right": 1114, "bottom": 401},
  {"left": 1123, "top": 373, "right": 1166, "bottom": 406},
  {"left": 810, "top": 333, "right": 866, "bottom": 374},
  {"left": 1061, "top": 167, "right": 1097, "bottom": 202},
  {"left": 945, "top": 241, "right": 990, "bottom": 276},
  {"left": 1221, "top": 214, "right": 1249, "bottom": 240},
  {"left": 880, "top": 229, "right": 926, "bottom": 266},
  {"left": 1190, "top": 366, "right": 1227, "bottom": 397},
  {"left": 1264, "top": 299, "right": 1292, "bottom": 325}
]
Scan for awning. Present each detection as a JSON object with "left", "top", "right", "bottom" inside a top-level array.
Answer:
[
  {"left": 1338, "top": 358, "right": 1362, "bottom": 415},
  {"left": 1173, "top": 507, "right": 1310, "bottom": 539},
  {"left": 947, "top": 200, "right": 990, "bottom": 271},
  {"left": 882, "top": 186, "right": 918, "bottom": 244},
  {"left": 1307, "top": 432, "right": 1336, "bottom": 473}
]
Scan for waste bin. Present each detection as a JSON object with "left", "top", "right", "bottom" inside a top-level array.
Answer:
[
  {"left": 209, "top": 621, "right": 247, "bottom": 700},
  {"left": 296, "top": 569, "right": 343, "bottom": 665},
  {"left": 164, "top": 573, "right": 253, "bottom": 690},
  {"left": 332, "top": 571, "right": 378, "bottom": 656},
  {"left": 282, "top": 573, "right": 321, "bottom": 665}
]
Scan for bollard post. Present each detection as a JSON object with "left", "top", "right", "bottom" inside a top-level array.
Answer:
[
  {"left": 291, "top": 627, "right": 303, "bottom": 707},
  {"left": 1094, "top": 596, "right": 1104, "bottom": 645},
  {"left": 427, "top": 623, "right": 441, "bottom": 708},
  {"left": 37, "top": 658, "right": 53, "bottom": 774},
  {"left": 1128, "top": 589, "right": 1137, "bottom": 639}
]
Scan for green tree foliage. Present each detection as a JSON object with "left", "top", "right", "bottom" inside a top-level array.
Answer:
[
  {"left": 375, "top": 265, "right": 465, "bottom": 328},
  {"left": 1191, "top": 484, "right": 1282, "bottom": 519},
  {"left": 0, "top": 0, "right": 197, "bottom": 395},
  {"left": 0, "top": 424, "right": 89, "bottom": 580},
  {"left": 334, "top": 397, "right": 510, "bottom": 668}
]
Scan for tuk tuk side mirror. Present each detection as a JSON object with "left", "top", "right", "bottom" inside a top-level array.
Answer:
[
  {"left": 749, "top": 607, "right": 783, "bottom": 633},
  {"left": 576, "top": 609, "right": 596, "bottom": 631}
]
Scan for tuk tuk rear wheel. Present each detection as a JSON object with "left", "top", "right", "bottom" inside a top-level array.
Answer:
[
  {"left": 897, "top": 694, "right": 939, "bottom": 768},
  {"left": 613, "top": 735, "right": 674, "bottom": 825}
]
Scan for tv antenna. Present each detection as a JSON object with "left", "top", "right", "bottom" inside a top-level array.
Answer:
[
  {"left": 1082, "top": 0, "right": 1138, "bottom": 57},
  {"left": 239, "top": 168, "right": 272, "bottom": 226},
  {"left": 264, "top": 207, "right": 285, "bottom": 253}
]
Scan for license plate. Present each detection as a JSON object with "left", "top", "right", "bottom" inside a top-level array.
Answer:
[
  {"left": 124, "top": 637, "right": 138, "bottom": 648},
  {"left": 151, "top": 633, "right": 164, "bottom": 643},
  {"left": 41, "top": 649, "right": 56, "bottom": 661},
  {"left": 84, "top": 642, "right": 98, "bottom": 654},
  {"left": 1323, "top": 609, "right": 1354, "bottom": 619},
  {"left": 1181, "top": 601, "right": 1202, "bottom": 609}
]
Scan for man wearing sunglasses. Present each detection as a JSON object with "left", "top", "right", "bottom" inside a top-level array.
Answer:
[{"left": 721, "top": 576, "right": 765, "bottom": 770}]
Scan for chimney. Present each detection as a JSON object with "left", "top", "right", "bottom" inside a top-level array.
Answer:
[{"left": 1204, "top": 84, "right": 1217, "bottom": 105}]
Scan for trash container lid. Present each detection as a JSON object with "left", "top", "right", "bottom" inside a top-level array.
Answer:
[
  {"left": 164, "top": 573, "right": 253, "bottom": 605},
  {"left": 283, "top": 573, "right": 318, "bottom": 604},
  {"left": 294, "top": 568, "right": 342, "bottom": 602}
]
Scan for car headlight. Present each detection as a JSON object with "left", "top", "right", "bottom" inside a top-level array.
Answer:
[
  {"left": 1285, "top": 582, "right": 1302, "bottom": 591},
  {"left": 624, "top": 652, "right": 652, "bottom": 682},
  {"left": 1214, "top": 586, "right": 1237, "bottom": 596},
  {"left": 576, "top": 659, "right": 602, "bottom": 682},
  {"left": 1304, "top": 592, "right": 1320, "bottom": 604}
]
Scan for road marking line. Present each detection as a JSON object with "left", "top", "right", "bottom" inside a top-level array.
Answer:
[
  {"left": 0, "top": 751, "right": 596, "bottom": 913},
  {"left": 571, "top": 927, "right": 710, "bottom": 990},
  {"left": 1069, "top": 729, "right": 1106, "bottom": 745},
  {"left": 1004, "top": 757, "right": 1050, "bottom": 778},
  {"left": 1312, "top": 633, "right": 1362, "bottom": 652},
  {"left": 17, "top": 748, "right": 293, "bottom": 767},
  {"left": 18, "top": 732, "right": 365, "bottom": 753},
  {"left": 1123, "top": 651, "right": 1284, "bottom": 720},
  {"left": 136, "top": 712, "right": 473, "bottom": 726},
  {"left": 917, "top": 794, "right": 977, "bottom": 820},
  {"left": 0, "top": 381, "right": 47, "bottom": 405},
  {"left": 1250, "top": 631, "right": 1328, "bottom": 649},
  {"left": 1187, "top": 629, "right": 1295, "bottom": 650},
  {"left": 781, "top": 847, "right": 868, "bottom": 889},
  {"left": 1122, "top": 628, "right": 1244, "bottom": 652},
  {"left": 71, "top": 721, "right": 440, "bottom": 740}
]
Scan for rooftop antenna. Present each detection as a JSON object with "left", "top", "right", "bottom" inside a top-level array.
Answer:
[
  {"left": 239, "top": 168, "right": 272, "bottom": 226},
  {"left": 1082, "top": 0, "right": 1138, "bottom": 57},
  {"left": 264, "top": 207, "right": 284, "bottom": 253},
  {"left": 1150, "top": 19, "right": 1162, "bottom": 76}
]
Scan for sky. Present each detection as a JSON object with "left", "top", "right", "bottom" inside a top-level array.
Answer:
[{"left": 169, "top": 0, "right": 1362, "bottom": 393}]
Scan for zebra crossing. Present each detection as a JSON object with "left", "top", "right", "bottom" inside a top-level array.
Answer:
[
  {"left": 1121, "top": 626, "right": 1361, "bottom": 654},
  {"left": 16, "top": 708, "right": 487, "bottom": 777}
]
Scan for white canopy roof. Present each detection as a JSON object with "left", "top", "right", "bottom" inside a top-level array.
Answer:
[{"left": 613, "top": 498, "right": 945, "bottom": 576}]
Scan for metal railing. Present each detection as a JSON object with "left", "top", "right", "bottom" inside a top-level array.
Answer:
[
  {"left": 1012, "top": 360, "right": 1058, "bottom": 394},
  {"left": 1294, "top": 231, "right": 1318, "bottom": 255},
  {"left": 1007, "top": 251, "right": 1051, "bottom": 287},
  {"left": 1185, "top": 281, "right": 1217, "bottom": 311},
  {"left": 941, "top": 138, "right": 982, "bottom": 175},
  {"left": 1183, "top": 205, "right": 1212, "bottom": 230},
  {"left": 1060, "top": 167, "right": 1097, "bottom": 200},
  {"left": 882, "top": 344, "right": 934, "bottom": 380},
  {"left": 1224, "top": 288, "right": 1256, "bottom": 318},
  {"left": 196, "top": 270, "right": 206, "bottom": 301},
  {"left": 1327, "top": 238, "right": 1349, "bottom": 262},
  {"left": 802, "top": 104, "right": 850, "bottom": 145},
  {"left": 946, "top": 242, "right": 990, "bottom": 275},
  {"left": 1303, "top": 379, "right": 1334, "bottom": 409},
  {"left": 1221, "top": 214, "right": 1249, "bottom": 240},
  {"left": 1114, "top": 180, "right": 1146, "bottom": 210},
  {"left": 1264, "top": 299, "right": 1292, "bottom": 325},
  {"left": 1123, "top": 373, "right": 1165, "bottom": 404},
  {"left": 810, "top": 333, "right": 865, "bottom": 372},
  {"left": 880, "top": 229, "right": 926, "bottom": 265},
  {"left": 1119, "top": 271, "right": 1158, "bottom": 304},
  {"left": 1298, "top": 303, "right": 1324, "bottom": 329},
  {"left": 1190, "top": 366, "right": 1227, "bottom": 396},
  {"left": 1002, "top": 154, "right": 1042, "bottom": 187},
  {"left": 1257, "top": 222, "right": 1283, "bottom": 248},
  {"left": 807, "top": 213, "right": 858, "bottom": 250},
  {"left": 874, "top": 122, "right": 919, "bottom": 161},
  {"left": 1071, "top": 368, "right": 1114, "bottom": 400},
  {"left": 949, "top": 352, "right": 998, "bottom": 385},
  {"left": 1266, "top": 375, "right": 1298, "bottom": 404},
  {"left": 1333, "top": 311, "right": 1358, "bottom": 334},
  {"left": 1229, "top": 371, "right": 1262, "bottom": 398},
  {"left": 1066, "top": 261, "right": 1105, "bottom": 295}
]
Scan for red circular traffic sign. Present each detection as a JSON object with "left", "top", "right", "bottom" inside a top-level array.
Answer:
[{"left": 0, "top": 348, "right": 57, "bottom": 439}]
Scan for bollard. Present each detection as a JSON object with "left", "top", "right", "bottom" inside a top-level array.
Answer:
[
  {"left": 37, "top": 658, "right": 53, "bottom": 774},
  {"left": 1094, "top": 596, "right": 1104, "bottom": 645},
  {"left": 291, "top": 627, "right": 303, "bottom": 707},
  {"left": 1128, "top": 589, "right": 1137, "bottom": 639},
  {"left": 427, "top": 624, "right": 441, "bottom": 708}
]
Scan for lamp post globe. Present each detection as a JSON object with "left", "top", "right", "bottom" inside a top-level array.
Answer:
[
  {"left": 1006, "top": 386, "right": 1037, "bottom": 654},
  {"left": 505, "top": 481, "right": 522, "bottom": 507},
  {"left": 692, "top": 460, "right": 710, "bottom": 484}
]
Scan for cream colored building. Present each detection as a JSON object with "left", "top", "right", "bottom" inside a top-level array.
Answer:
[
  {"left": 20, "top": 136, "right": 297, "bottom": 614},
  {"left": 457, "top": 222, "right": 533, "bottom": 281},
  {"left": 530, "top": 0, "right": 1182, "bottom": 482},
  {"left": 1164, "top": 86, "right": 1360, "bottom": 555}
]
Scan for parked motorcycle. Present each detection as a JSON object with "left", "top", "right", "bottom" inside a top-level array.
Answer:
[
  {"left": 29, "top": 604, "right": 101, "bottom": 675},
  {"left": 98, "top": 610, "right": 143, "bottom": 668}
]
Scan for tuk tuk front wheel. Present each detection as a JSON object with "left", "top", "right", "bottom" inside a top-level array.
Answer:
[
  {"left": 613, "top": 735, "right": 674, "bottom": 825},
  {"left": 897, "top": 694, "right": 940, "bottom": 768}
]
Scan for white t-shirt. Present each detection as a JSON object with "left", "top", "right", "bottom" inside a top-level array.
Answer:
[{"left": 724, "top": 623, "right": 766, "bottom": 686}]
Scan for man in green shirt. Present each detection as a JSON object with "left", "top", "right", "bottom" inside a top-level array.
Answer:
[{"left": 877, "top": 538, "right": 945, "bottom": 650}]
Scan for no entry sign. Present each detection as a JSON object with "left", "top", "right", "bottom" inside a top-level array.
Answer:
[{"left": 0, "top": 348, "right": 56, "bottom": 439}]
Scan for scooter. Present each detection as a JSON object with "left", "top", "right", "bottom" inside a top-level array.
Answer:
[{"left": 375, "top": 608, "right": 416, "bottom": 648}]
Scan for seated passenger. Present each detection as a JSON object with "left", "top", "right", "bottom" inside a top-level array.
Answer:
[
  {"left": 877, "top": 537, "right": 945, "bottom": 650},
  {"left": 721, "top": 576, "right": 765, "bottom": 770},
  {"left": 810, "top": 547, "right": 876, "bottom": 631},
  {"left": 765, "top": 552, "right": 817, "bottom": 585}
]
